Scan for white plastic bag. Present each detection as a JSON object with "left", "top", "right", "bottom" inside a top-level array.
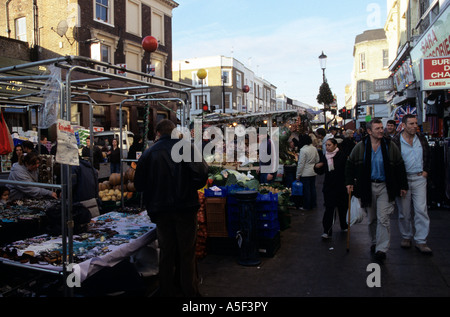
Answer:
[{"left": 346, "top": 196, "right": 365, "bottom": 226}]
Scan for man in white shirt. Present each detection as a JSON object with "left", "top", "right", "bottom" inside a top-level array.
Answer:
[{"left": 392, "top": 114, "right": 432, "bottom": 254}]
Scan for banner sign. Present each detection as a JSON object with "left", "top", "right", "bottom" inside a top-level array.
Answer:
[{"left": 421, "top": 56, "right": 450, "bottom": 90}]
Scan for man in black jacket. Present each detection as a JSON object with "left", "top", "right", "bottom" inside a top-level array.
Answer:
[{"left": 135, "top": 119, "right": 208, "bottom": 297}]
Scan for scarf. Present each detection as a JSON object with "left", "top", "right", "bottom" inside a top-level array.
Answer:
[{"left": 325, "top": 147, "right": 339, "bottom": 171}]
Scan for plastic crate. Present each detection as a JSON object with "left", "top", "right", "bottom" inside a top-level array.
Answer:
[
  {"left": 258, "top": 219, "right": 280, "bottom": 238},
  {"left": 257, "top": 210, "right": 278, "bottom": 221},
  {"left": 258, "top": 231, "right": 281, "bottom": 257},
  {"left": 256, "top": 192, "right": 278, "bottom": 211},
  {"left": 205, "top": 197, "right": 228, "bottom": 237},
  {"left": 204, "top": 186, "right": 227, "bottom": 197}
]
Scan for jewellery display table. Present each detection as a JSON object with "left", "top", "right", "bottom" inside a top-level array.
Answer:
[{"left": 0, "top": 211, "right": 156, "bottom": 283}]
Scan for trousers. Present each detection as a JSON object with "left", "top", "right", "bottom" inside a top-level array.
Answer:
[
  {"left": 300, "top": 176, "right": 317, "bottom": 210},
  {"left": 367, "top": 182, "right": 395, "bottom": 253},
  {"left": 395, "top": 174, "right": 430, "bottom": 244},
  {"left": 151, "top": 209, "right": 199, "bottom": 297}
]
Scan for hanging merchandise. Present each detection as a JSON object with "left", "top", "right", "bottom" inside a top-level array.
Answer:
[
  {"left": 38, "top": 65, "right": 61, "bottom": 129},
  {"left": 0, "top": 110, "right": 13, "bottom": 155},
  {"left": 55, "top": 119, "right": 79, "bottom": 166}
]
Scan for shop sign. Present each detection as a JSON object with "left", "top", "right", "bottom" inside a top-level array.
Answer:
[
  {"left": 373, "top": 78, "right": 394, "bottom": 92},
  {"left": 393, "top": 58, "right": 415, "bottom": 91},
  {"left": 410, "top": 4, "right": 450, "bottom": 81},
  {"left": 421, "top": 56, "right": 450, "bottom": 90}
]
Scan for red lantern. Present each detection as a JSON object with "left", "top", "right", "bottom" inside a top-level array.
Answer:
[
  {"left": 242, "top": 85, "right": 250, "bottom": 93},
  {"left": 141, "top": 36, "right": 158, "bottom": 53}
]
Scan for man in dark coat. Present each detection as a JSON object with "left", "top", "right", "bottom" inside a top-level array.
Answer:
[
  {"left": 345, "top": 119, "right": 408, "bottom": 262},
  {"left": 135, "top": 119, "right": 208, "bottom": 297}
]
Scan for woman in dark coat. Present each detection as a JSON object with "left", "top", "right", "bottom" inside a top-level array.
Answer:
[{"left": 314, "top": 138, "right": 349, "bottom": 239}]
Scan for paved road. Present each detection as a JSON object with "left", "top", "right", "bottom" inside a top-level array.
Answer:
[{"left": 197, "top": 175, "right": 450, "bottom": 297}]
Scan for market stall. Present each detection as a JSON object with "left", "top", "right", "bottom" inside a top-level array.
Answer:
[
  {"left": 0, "top": 211, "right": 156, "bottom": 283},
  {"left": 0, "top": 56, "right": 194, "bottom": 296}
]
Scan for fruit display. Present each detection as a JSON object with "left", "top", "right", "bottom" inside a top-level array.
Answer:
[
  {"left": 196, "top": 191, "right": 207, "bottom": 259},
  {"left": 98, "top": 168, "right": 136, "bottom": 202}
]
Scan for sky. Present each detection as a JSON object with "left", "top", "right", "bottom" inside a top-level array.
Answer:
[{"left": 171, "top": 0, "right": 387, "bottom": 109}]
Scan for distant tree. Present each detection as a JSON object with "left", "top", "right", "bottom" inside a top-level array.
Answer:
[{"left": 316, "top": 82, "right": 334, "bottom": 106}]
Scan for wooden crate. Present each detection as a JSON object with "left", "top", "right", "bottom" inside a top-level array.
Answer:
[{"left": 205, "top": 197, "right": 228, "bottom": 237}]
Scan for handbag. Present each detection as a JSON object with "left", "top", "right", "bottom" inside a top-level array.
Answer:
[{"left": 346, "top": 196, "right": 366, "bottom": 226}]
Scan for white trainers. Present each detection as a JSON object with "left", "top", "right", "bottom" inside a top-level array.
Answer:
[{"left": 321, "top": 233, "right": 330, "bottom": 239}]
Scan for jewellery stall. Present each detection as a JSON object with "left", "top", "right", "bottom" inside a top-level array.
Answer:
[{"left": 0, "top": 56, "right": 193, "bottom": 296}]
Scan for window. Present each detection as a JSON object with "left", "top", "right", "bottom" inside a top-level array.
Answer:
[
  {"left": 359, "top": 81, "right": 367, "bottom": 102},
  {"left": 91, "top": 42, "right": 111, "bottom": 72},
  {"left": 360, "top": 52, "right": 366, "bottom": 71},
  {"left": 222, "top": 70, "right": 231, "bottom": 85},
  {"left": 15, "top": 17, "right": 26, "bottom": 42},
  {"left": 193, "top": 94, "right": 208, "bottom": 110},
  {"left": 126, "top": 0, "right": 141, "bottom": 36},
  {"left": 382, "top": 49, "right": 389, "bottom": 68},
  {"left": 151, "top": 11, "right": 164, "bottom": 46},
  {"left": 95, "top": 0, "right": 113, "bottom": 24},
  {"left": 192, "top": 71, "right": 208, "bottom": 86},
  {"left": 100, "top": 44, "right": 110, "bottom": 63},
  {"left": 236, "top": 73, "right": 242, "bottom": 88}
]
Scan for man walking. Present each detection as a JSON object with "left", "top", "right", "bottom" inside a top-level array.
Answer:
[
  {"left": 345, "top": 119, "right": 408, "bottom": 262},
  {"left": 135, "top": 119, "right": 208, "bottom": 296},
  {"left": 392, "top": 114, "right": 432, "bottom": 254},
  {"left": 384, "top": 119, "right": 398, "bottom": 138}
]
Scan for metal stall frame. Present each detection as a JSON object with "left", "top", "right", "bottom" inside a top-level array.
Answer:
[{"left": 0, "top": 56, "right": 194, "bottom": 296}]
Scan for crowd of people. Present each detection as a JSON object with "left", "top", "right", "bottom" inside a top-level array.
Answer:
[{"left": 284, "top": 116, "right": 432, "bottom": 264}]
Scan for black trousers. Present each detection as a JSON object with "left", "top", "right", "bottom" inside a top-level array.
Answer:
[
  {"left": 151, "top": 209, "right": 199, "bottom": 297},
  {"left": 322, "top": 200, "right": 348, "bottom": 235}
]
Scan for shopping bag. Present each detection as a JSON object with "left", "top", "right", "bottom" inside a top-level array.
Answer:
[{"left": 346, "top": 196, "right": 365, "bottom": 226}]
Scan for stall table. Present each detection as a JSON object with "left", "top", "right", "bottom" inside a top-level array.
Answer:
[{"left": 0, "top": 211, "right": 156, "bottom": 283}]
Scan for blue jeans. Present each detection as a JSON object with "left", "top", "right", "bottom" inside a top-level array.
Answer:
[
  {"left": 300, "top": 176, "right": 317, "bottom": 210},
  {"left": 110, "top": 162, "right": 120, "bottom": 174}
]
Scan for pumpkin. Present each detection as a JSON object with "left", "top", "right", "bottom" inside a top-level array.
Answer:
[
  {"left": 109, "top": 173, "right": 121, "bottom": 186},
  {"left": 125, "top": 168, "right": 136, "bottom": 182},
  {"left": 127, "top": 182, "right": 135, "bottom": 192},
  {"left": 102, "top": 181, "right": 111, "bottom": 189},
  {"left": 127, "top": 191, "right": 133, "bottom": 199}
]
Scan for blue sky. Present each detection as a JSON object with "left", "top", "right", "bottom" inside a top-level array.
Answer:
[{"left": 172, "top": 0, "right": 387, "bottom": 109}]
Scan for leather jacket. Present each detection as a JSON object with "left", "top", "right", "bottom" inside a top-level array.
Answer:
[{"left": 134, "top": 135, "right": 208, "bottom": 214}]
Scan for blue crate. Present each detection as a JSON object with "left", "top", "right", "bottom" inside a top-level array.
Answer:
[
  {"left": 258, "top": 221, "right": 280, "bottom": 239},
  {"left": 257, "top": 210, "right": 278, "bottom": 221},
  {"left": 258, "top": 218, "right": 280, "bottom": 230},
  {"left": 204, "top": 186, "right": 228, "bottom": 197},
  {"left": 256, "top": 192, "right": 278, "bottom": 203}
]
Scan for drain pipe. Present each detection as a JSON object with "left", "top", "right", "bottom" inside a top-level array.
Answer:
[{"left": 5, "top": 0, "right": 12, "bottom": 38}]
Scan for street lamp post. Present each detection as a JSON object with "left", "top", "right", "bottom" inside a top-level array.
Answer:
[
  {"left": 197, "top": 68, "right": 207, "bottom": 117},
  {"left": 319, "top": 51, "right": 328, "bottom": 130}
]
